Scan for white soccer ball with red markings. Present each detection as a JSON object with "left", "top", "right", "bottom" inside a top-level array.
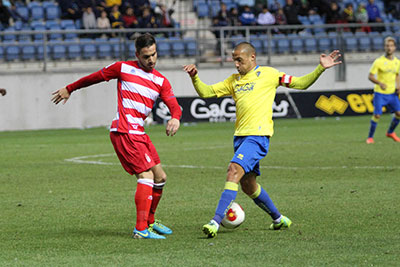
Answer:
[{"left": 221, "top": 202, "right": 245, "bottom": 229}]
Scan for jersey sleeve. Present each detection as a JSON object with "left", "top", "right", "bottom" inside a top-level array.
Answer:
[
  {"left": 100, "top": 61, "right": 122, "bottom": 81},
  {"left": 369, "top": 59, "right": 379, "bottom": 75},
  {"left": 160, "top": 78, "right": 182, "bottom": 120},
  {"left": 211, "top": 75, "right": 235, "bottom": 97}
]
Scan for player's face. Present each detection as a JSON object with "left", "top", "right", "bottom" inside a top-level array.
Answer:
[
  {"left": 136, "top": 44, "right": 157, "bottom": 72},
  {"left": 232, "top": 49, "right": 255, "bottom": 75},
  {"left": 384, "top": 41, "right": 396, "bottom": 56}
]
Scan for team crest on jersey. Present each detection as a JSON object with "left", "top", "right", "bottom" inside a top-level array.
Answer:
[
  {"left": 145, "top": 153, "right": 151, "bottom": 163},
  {"left": 234, "top": 82, "right": 255, "bottom": 94},
  {"left": 256, "top": 71, "right": 261, "bottom": 77}
]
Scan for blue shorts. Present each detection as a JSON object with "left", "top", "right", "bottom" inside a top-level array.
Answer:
[
  {"left": 373, "top": 92, "right": 400, "bottom": 115},
  {"left": 231, "top": 136, "right": 269, "bottom": 176}
]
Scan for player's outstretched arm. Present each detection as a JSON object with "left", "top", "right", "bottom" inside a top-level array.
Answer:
[
  {"left": 52, "top": 87, "right": 70, "bottom": 105},
  {"left": 288, "top": 50, "right": 342, "bottom": 90},
  {"left": 183, "top": 64, "right": 217, "bottom": 98},
  {"left": 166, "top": 118, "right": 180, "bottom": 136}
]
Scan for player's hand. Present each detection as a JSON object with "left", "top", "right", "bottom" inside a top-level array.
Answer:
[
  {"left": 183, "top": 64, "right": 198, "bottom": 77},
  {"left": 52, "top": 87, "right": 70, "bottom": 105},
  {"left": 380, "top": 82, "right": 387, "bottom": 90},
  {"left": 0, "top": 88, "right": 6, "bottom": 96},
  {"left": 320, "top": 50, "right": 342, "bottom": 69},
  {"left": 166, "top": 118, "right": 180, "bottom": 136}
]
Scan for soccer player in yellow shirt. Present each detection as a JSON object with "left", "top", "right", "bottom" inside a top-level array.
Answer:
[
  {"left": 183, "top": 42, "right": 342, "bottom": 238},
  {"left": 367, "top": 36, "right": 400, "bottom": 144}
]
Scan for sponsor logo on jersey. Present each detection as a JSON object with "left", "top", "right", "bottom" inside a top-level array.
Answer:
[
  {"left": 234, "top": 82, "right": 255, "bottom": 94},
  {"left": 237, "top": 154, "right": 244, "bottom": 160}
]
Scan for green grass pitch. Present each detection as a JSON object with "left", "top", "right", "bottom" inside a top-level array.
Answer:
[{"left": 1, "top": 115, "right": 399, "bottom": 266}]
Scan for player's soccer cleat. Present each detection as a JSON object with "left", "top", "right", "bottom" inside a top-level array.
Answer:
[
  {"left": 386, "top": 132, "right": 400, "bottom": 142},
  {"left": 366, "top": 137, "right": 375, "bottom": 144},
  {"left": 133, "top": 228, "right": 166, "bottom": 239},
  {"left": 269, "top": 215, "right": 292, "bottom": 230},
  {"left": 202, "top": 221, "right": 219, "bottom": 238},
  {"left": 149, "top": 220, "right": 173, "bottom": 235}
]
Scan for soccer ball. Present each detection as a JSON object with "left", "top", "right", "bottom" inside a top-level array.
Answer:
[{"left": 221, "top": 202, "right": 245, "bottom": 229}]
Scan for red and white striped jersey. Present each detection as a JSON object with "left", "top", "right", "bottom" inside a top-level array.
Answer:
[{"left": 99, "top": 61, "right": 180, "bottom": 135}]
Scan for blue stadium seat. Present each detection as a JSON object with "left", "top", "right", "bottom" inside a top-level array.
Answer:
[
  {"left": 371, "top": 33, "right": 383, "bottom": 51},
  {"left": 304, "top": 37, "right": 317, "bottom": 53},
  {"left": 289, "top": 34, "right": 303, "bottom": 53},
  {"left": 48, "top": 24, "right": 62, "bottom": 40},
  {"left": 127, "top": 42, "right": 136, "bottom": 56},
  {"left": 80, "top": 38, "right": 97, "bottom": 59},
  {"left": 20, "top": 40, "right": 36, "bottom": 60},
  {"left": 18, "top": 26, "right": 32, "bottom": 41},
  {"left": 171, "top": 38, "right": 185, "bottom": 57},
  {"left": 42, "top": 1, "right": 55, "bottom": 8},
  {"left": 274, "top": 35, "right": 289, "bottom": 54},
  {"left": 63, "top": 24, "right": 78, "bottom": 40},
  {"left": 196, "top": 3, "right": 209, "bottom": 18},
  {"left": 35, "top": 40, "right": 50, "bottom": 60},
  {"left": 344, "top": 36, "right": 358, "bottom": 52},
  {"left": 30, "top": 6, "right": 45, "bottom": 21},
  {"left": 0, "top": 46, "right": 3, "bottom": 60},
  {"left": 16, "top": 6, "right": 29, "bottom": 21},
  {"left": 157, "top": 40, "right": 171, "bottom": 57},
  {"left": 261, "top": 36, "right": 276, "bottom": 54},
  {"left": 96, "top": 38, "right": 112, "bottom": 58},
  {"left": 4, "top": 27, "right": 17, "bottom": 42},
  {"left": 184, "top": 37, "right": 197, "bottom": 56},
  {"left": 109, "top": 38, "right": 122, "bottom": 58},
  {"left": 5, "top": 44, "right": 20, "bottom": 61},
  {"left": 50, "top": 41, "right": 67, "bottom": 59},
  {"left": 66, "top": 40, "right": 81, "bottom": 59},
  {"left": 327, "top": 31, "right": 338, "bottom": 49},
  {"left": 60, "top": 20, "right": 74, "bottom": 29},
  {"left": 358, "top": 35, "right": 371, "bottom": 51},
  {"left": 45, "top": 4, "right": 59, "bottom": 20}
]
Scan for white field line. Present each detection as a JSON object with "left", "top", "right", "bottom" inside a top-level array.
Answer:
[{"left": 64, "top": 154, "right": 400, "bottom": 170}]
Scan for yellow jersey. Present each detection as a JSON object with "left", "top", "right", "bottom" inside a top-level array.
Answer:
[
  {"left": 370, "top": 55, "right": 400, "bottom": 94},
  {"left": 210, "top": 66, "right": 285, "bottom": 136}
]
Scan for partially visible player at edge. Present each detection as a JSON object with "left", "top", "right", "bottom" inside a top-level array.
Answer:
[
  {"left": 0, "top": 88, "right": 6, "bottom": 96},
  {"left": 184, "top": 43, "right": 341, "bottom": 238},
  {"left": 366, "top": 36, "right": 400, "bottom": 144},
  {"left": 52, "top": 33, "right": 181, "bottom": 239}
]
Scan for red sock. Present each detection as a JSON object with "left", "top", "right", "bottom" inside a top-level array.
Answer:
[
  {"left": 148, "top": 187, "right": 163, "bottom": 225},
  {"left": 134, "top": 179, "right": 153, "bottom": 231}
]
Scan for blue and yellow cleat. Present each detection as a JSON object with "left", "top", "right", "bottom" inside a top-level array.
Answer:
[
  {"left": 133, "top": 228, "right": 166, "bottom": 239},
  {"left": 202, "top": 221, "right": 219, "bottom": 238},
  {"left": 269, "top": 215, "right": 292, "bottom": 230},
  {"left": 149, "top": 220, "right": 173, "bottom": 235}
]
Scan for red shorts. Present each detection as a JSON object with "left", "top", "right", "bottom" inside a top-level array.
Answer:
[{"left": 110, "top": 132, "right": 160, "bottom": 175}]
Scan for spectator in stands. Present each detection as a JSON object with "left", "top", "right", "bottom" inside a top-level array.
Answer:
[
  {"left": 156, "top": 2, "right": 176, "bottom": 29},
  {"left": 283, "top": 0, "right": 301, "bottom": 26},
  {"left": 237, "top": 0, "right": 255, "bottom": 13},
  {"left": 216, "top": 2, "right": 230, "bottom": 27},
  {"left": 366, "top": 0, "right": 384, "bottom": 32},
  {"left": 355, "top": 3, "right": 371, "bottom": 33},
  {"left": 325, "top": 2, "right": 342, "bottom": 25},
  {"left": 83, "top": 7, "right": 97, "bottom": 30},
  {"left": 269, "top": 0, "right": 282, "bottom": 13},
  {"left": 78, "top": 0, "right": 106, "bottom": 17},
  {"left": 58, "top": 0, "right": 82, "bottom": 20},
  {"left": 123, "top": 7, "right": 138, "bottom": 28},
  {"left": 274, "top": 7, "right": 287, "bottom": 34},
  {"left": 0, "top": 1, "right": 11, "bottom": 27},
  {"left": 239, "top": 5, "right": 256, "bottom": 26},
  {"left": 298, "top": 0, "right": 311, "bottom": 16},
  {"left": 97, "top": 9, "right": 111, "bottom": 37},
  {"left": 257, "top": 5, "right": 275, "bottom": 26},
  {"left": 128, "top": 0, "right": 150, "bottom": 17},
  {"left": 138, "top": 7, "right": 158, "bottom": 29},
  {"left": 8, "top": 2, "right": 28, "bottom": 23},
  {"left": 342, "top": 3, "right": 356, "bottom": 33},
  {"left": 228, "top": 7, "right": 242, "bottom": 36},
  {"left": 109, "top": 4, "right": 124, "bottom": 29}
]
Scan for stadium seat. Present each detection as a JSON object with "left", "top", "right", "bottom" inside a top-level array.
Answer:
[
  {"left": 344, "top": 36, "right": 358, "bottom": 52},
  {"left": 20, "top": 40, "right": 36, "bottom": 60},
  {"left": 66, "top": 40, "right": 81, "bottom": 59},
  {"left": 16, "top": 6, "right": 29, "bottom": 22},
  {"left": 95, "top": 38, "right": 112, "bottom": 58},
  {"left": 304, "top": 37, "right": 317, "bottom": 53},
  {"left": 0, "top": 46, "right": 3, "bottom": 60},
  {"left": 5, "top": 44, "right": 20, "bottom": 61},
  {"left": 48, "top": 24, "right": 62, "bottom": 40},
  {"left": 45, "top": 4, "right": 59, "bottom": 20},
  {"left": 63, "top": 24, "right": 78, "bottom": 40},
  {"left": 358, "top": 36, "right": 371, "bottom": 52},
  {"left": 274, "top": 35, "right": 289, "bottom": 54},
  {"left": 80, "top": 38, "right": 97, "bottom": 59},
  {"left": 371, "top": 33, "right": 384, "bottom": 51},
  {"left": 196, "top": 3, "right": 209, "bottom": 18},
  {"left": 261, "top": 37, "right": 276, "bottom": 54},
  {"left": 60, "top": 19, "right": 74, "bottom": 29},
  {"left": 157, "top": 40, "right": 171, "bottom": 57},
  {"left": 171, "top": 38, "right": 185, "bottom": 57},
  {"left": 35, "top": 40, "right": 50, "bottom": 60},
  {"left": 50, "top": 41, "right": 67, "bottom": 59},
  {"left": 18, "top": 26, "right": 32, "bottom": 41},
  {"left": 127, "top": 42, "right": 136, "bottom": 56},
  {"left": 3, "top": 27, "right": 17, "bottom": 42},
  {"left": 30, "top": 6, "right": 45, "bottom": 21},
  {"left": 109, "top": 38, "right": 122, "bottom": 58},
  {"left": 184, "top": 37, "right": 197, "bottom": 56},
  {"left": 289, "top": 34, "right": 303, "bottom": 53}
]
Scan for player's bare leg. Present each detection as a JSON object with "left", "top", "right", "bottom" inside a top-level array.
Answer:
[{"left": 147, "top": 164, "right": 172, "bottom": 235}]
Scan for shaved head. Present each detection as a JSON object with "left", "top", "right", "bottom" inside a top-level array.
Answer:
[
  {"left": 232, "top": 42, "right": 257, "bottom": 75},
  {"left": 234, "top": 42, "right": 256, "bottom": 56}
]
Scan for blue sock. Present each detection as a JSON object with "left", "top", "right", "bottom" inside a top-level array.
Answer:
[
  {"left": 368, "top": 120, "right": 378, "bottom": 138},
  {"left": 250, "top": 184, "right": 281, "bottom": 220},
  {"left": 212, "top": 182, "right": 238, "bottom": 224},
  {"left": 388, "top": 116, "right": 400, "bottom": 134}
]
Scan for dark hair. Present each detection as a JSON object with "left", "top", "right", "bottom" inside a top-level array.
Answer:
[{"left": 135, "top": 33, "right": 156, "bottom": 53}]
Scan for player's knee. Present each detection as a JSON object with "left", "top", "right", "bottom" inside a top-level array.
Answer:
[
  {"left": 372, "top": 114, "right": 381, "bottom": 121},
  {"left": 226, "top": 164, "right": 243, "bottom": 182},
  {"left": 154, "top": 174, "right": 167, "bottom": 184}
]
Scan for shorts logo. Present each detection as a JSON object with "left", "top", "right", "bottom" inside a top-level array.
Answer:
[
  {"left": 237, "top": 154, "right": 244, "bottom": 160},
  {"left": 145, "top": 153, "right": 151, "bottom": 163},
  {"left": 148, "top": 196, "right": 153, "bottom": 200}
]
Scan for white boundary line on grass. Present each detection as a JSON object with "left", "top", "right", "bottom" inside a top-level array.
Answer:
[{"left": 64, "top": 154, "right": 400, "bottom": 170}]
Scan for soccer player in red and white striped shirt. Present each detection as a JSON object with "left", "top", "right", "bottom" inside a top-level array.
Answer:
[{"left": 52, "top": 33, "right": 181, "bottom": 239}]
